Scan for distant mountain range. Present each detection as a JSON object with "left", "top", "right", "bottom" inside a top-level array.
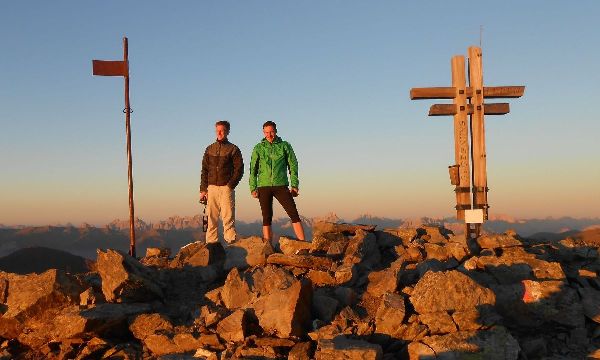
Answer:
[{"left": 1, "top": 213, "right": 598, "bottom": 259}]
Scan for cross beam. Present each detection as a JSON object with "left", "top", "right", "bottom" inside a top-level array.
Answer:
[{"left": 410, "top": 46, "right": 524, "bottom": 235}]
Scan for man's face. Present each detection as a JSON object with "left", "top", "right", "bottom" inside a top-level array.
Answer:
[
  {"left": 216, "top": 125, "right": 228, "bottom": 141},
  {"left": 263, "top": 126, "right": 276, "bottom": 143}
]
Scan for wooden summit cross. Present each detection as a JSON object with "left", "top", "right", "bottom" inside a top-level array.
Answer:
[{"left": 410, "top": 46, "right": 524, "bottom": 237}]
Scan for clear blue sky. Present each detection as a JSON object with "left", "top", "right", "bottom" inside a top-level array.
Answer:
[{"left": 1, "top": 1, "right": 599, "bottom": 225}]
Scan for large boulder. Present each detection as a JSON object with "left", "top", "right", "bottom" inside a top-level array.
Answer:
[
  {"left": 579, "top": 287, "right": 600, "bottom": 323},
  {"left": 52, "top": 303, "right": 151, "bottom": 339},
  {"left": 366, "top": 267, "right": 399, "bottom": 298},
  {"left": 141, "top": 247, "right": 171, "bottom": 268},
  {"left": 491, "top": 280, "right": 585, "bottom": 329},
  {"left": 312, "top": 294, "right": 339, "bottom": 323},
  {"left": 375, "top": 228, "right": 416, "bottom": 248},
  {"left": 279, "top": 236, "right": 312, "bottom": 255},
  {"left": 216, "top": 309, "right": 249, "bottom": 343},
  {"left": 476, "top": 233, "right": 523, "bottom": 249},
  {"left": 375, "top": 292, "right": 406, "bottom": 337},
  {"left": 252, "top": 278, "right": 312, "bottom": 338},
  {"left": 311, "top": 231, "right": 348, "bottom": 255},
  {"left": 407, "top": 327, "right": 520, "bottom": 360},
  {"left": 315, "top": 336, "right": 382, "bottom": 360},
  {"left": 463, "top": 246, "right": 565, "bottom": 284},
  {"left": 312, "top": 222, "right": 376, "bottom": 236},
  {"left": 343, "top": 230, "right": 381, "bottom": 270},
  {"left": 224, "top": 236, "right": 274, "bottom": 270},
  {"left": 169, "top": 242, "right": 224, "bottom": 268},
  {"left": 0, "top": 269, "right": 82, "bottom": 321},
  {"left": 410, "top": 270, "right": 495, "bottom": 314},
  {"left": 130, "top": 312, "right": 204, "bottom": 356},
  {"left": 250, "top": 265, "right": 296, "bottom": 297},
  {"left": 96, "top": 249, "right": 163, "bottom": 303},
  {"left": 416, "top": 226, "right": 451, "bottom": 244},
  {"left": 219, "top": 268, "right": 253, "bottom": 310},
  {"left": 14, "top": 302, "right": 151, "bottom": 349}
]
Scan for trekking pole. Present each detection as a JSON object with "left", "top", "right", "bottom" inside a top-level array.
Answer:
[{"left": 200, "top": 196, "right": 208, "bottom": 232}]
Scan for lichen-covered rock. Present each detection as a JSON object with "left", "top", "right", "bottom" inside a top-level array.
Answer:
[
  {"left": 216, "top": 309, "right": 248, "bottom": 343},
  {"left": 224, "top": 236, "right": 274, "bottom": 270},
  {"left": 408, "top": 326, "right": 520, "bottom": 360},
  {"left": 169, "top": 242, "right": 224, "bottom": 268},
  {"left": 410, "top": 270, "right": 495, "bottom": 314},
  {"left": 252, "top": 279, "right": 312, "bottom": 338},
  {"left": 312, "top": 222, "right": 376, "bottom": 236},
  {"left": 375, "top": 292, "right": 406, "bottom": 337},
  {"left": 315, "top": 336, "right": 382, "bottom": 360},
  {"left": 366, "top": 267, "right": 399, "bottom": 297},
  {"left": 0, "top": 269, "right": 83, "bottom": 320},
  {"left": 220, "top": 268, "right": 253, "bottom": 310},
  {"left": 279, "top": 236, "right": 312, "bottom": 255},
  {"left": 477, "top": 233, "right": 523, "bottom": 249},
  {"left": 96, "top": 249, "right": 163, "bottom": 303},
  {"left": 419, "top": 311, "right": 457, "bottom": 334}
]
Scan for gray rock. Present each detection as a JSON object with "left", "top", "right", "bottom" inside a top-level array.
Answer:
[
  {"left": 315, "top": 336, "right": 382, "bottom": 360},
  {"left": 419, "top": 311, "right": 457, "bottom": 334},
  {"left": 410, "top": 270, "right": 496, "bottom": 314},
  {"left": 224, "top": 236, "right": 274, "bottom": 270},
  {"left": 375, "top": 292, "right": 406, "bottom": 337},
  {"left": 477, "top": 233, "right": 523, "bottom": 249},
  {"left": 220, "top": 268, "right": 253, "bottom": 310},
  {"left": 313, "top": 294, "right": 339, "bottom": 323},
  {"left": 96, "top": 249, "right": 163, "bottom": 303},
  {"left": 169, "top": 241, "right": 224, "bottom": 268},
  {"left": 0, "top": 269, "right": 83, "bottom": 321},
  {"left": 408, "top": 326, "right": 520, "bottom": 360},
  {"left": 312, "top": 222, "right": 376, "bottom": 236},
  {"left": 366, "top": 268, "right": 399, "bottom": 297},
  {"left": 279, "top": 236, "right": 312, "bottom": 255},
  {"left": 216, "top": 309, "right": 248, "bottom": 343},
  {"left": 578, "top": 287, "right": 600, "bottom": 323},
  {"left": 252, "top": 278, "right": 312, "bottom": 338}
]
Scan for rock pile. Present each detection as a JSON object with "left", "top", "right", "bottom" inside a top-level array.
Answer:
[{"left": 0, "top": 222, "right": 599, "bottom": 359}]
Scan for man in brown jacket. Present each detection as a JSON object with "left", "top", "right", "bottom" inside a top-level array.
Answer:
[{"left": 200, "top": 120, "right": 244, "bottom": 244}]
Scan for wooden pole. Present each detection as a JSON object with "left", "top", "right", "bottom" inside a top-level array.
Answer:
[
  {"left": 123, "top": 37, "right": 136, "bottom": 257},
  {"left": 468, "top": 46, "right": 488, "bottom": 221},
  {"left": 451, "top": 55, "right": 471, "bottom": 221}
]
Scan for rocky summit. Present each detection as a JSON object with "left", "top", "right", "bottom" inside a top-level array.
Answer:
[{"left": 0, "top": 223, "right": 599, "bottom": 359}]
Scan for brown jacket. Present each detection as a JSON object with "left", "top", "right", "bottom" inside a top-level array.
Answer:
[{"left": 200, "top": 139, "right": 244, "bottom": 192}]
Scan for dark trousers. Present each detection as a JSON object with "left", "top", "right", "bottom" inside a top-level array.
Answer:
[{"left": 257, "top": 186, "right": 301, "bottom": 226}]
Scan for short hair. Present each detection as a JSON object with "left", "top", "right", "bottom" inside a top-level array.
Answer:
[
  {"left": 262, "top": 121, "right": 277, "bottom": 131},
  {"left": 215, "top": 120, "right": 230, "bottom": 132}
]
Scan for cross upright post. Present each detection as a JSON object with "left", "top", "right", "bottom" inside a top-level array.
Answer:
[
  {"left": 410, "top": 46, "right": 524, "bottom": 238},
  {"left": 92, "top": 37, "right": 137, "bottom": 257}
]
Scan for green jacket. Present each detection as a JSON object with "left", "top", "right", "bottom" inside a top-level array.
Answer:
[{"left": 249, "top": 136, "right": 299, "bottom": 192}]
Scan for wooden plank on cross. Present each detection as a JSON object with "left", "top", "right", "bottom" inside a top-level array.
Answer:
[
  {"left": 451, "top": 55, "right": 471, "bottom": 221},
  {"left": 428, "top": 103, "right": 510, "bottom": 116},
  {"left": 484, "top": 86, "right": 525, "bottom": 98},
  {"left": 411, "top": 86, "right": 525, "bottom": 100},
  {"left": 468, "top": 46, "right": 488, "bottom": 220}
]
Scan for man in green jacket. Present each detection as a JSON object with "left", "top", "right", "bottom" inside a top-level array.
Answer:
[{"left": 249, "top": 121, "right": 305, "bottom": 242}]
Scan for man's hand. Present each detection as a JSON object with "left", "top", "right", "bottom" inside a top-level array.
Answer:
[
  {"left": 251, "top": 191, "right": 258, "bottom": 198},
  {"left": 199, "top": 191, "right": 208, "bottom": 204},
  {"left": 290, "top": 187, "right": 299, "bottom": 197}
]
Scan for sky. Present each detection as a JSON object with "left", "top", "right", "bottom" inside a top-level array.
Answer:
[{"left": 1, "top": 1, "right": 599, "bottom": 226}]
